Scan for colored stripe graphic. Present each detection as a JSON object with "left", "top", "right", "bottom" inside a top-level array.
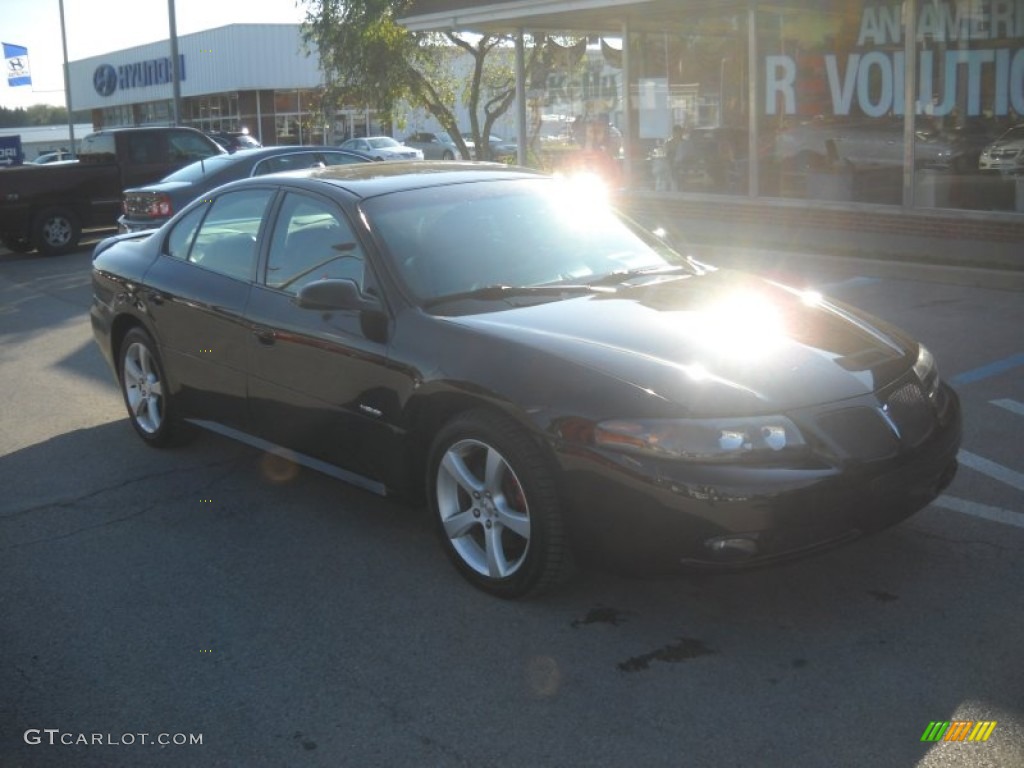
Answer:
[
  {"left": 922, "top": 720, "right": 997, "bottom": 742},
  {"left": 945, "top": 721, "right": 973, "bottom": 741},
  {"left": 969, "top": 722, "right": 997, "bottom": 742}
]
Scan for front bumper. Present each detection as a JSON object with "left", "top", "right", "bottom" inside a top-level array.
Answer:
[{"left": 559, "top": 382, "right": 961, "bottom": 571}]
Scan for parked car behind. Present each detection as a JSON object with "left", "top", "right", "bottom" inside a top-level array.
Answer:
[
  {"left": 339, "top": 136, "right": 423, "bottom": 161},
  {"left": 91, "top": 162, "right": 960, "bottom": 598},
  {"left": 208, "top": 130, "right": 262, "bottom": 153},
  {"left": 31, "top": 150, "right": 77, "bottom": 164},
  {"left": 978, "top": 124, "right": 1024, "bottom": 173},
  {"left": 0, "top": 126, "right": 224, "bottom": 254},
  {"left": 461, "top": 132, "right": 517, "bottom": 161},
  {"left": 119, "top": 145, "right": 371, "bottom": 233},
  {"left": 403, "top": 131, "right": 460, "bottom": 160}
]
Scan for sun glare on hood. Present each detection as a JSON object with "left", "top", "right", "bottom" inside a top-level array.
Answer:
[{"left": 695, "top": 291, "right": 788, "bottom": 360}]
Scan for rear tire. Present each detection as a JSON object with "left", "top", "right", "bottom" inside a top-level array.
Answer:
[
  {"left": 33, "top": 207, "right": 81, "bottom": 255},
  {"left": 442, "top": 150, "right": 454, "bottom": 160},
  {"left": 427, "top": 409, "right": 572, "bottom": 598},
  {"left": 118, "top": 327, "right": 191, "bottom": 447}
]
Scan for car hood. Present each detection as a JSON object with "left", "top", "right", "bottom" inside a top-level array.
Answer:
[{"left": 444, "top": 270, "right": 916, "bottom": 416}]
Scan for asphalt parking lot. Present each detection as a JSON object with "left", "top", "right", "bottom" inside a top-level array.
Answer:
[{"left": 1, "top": 242, "right": 1021, "bottom": 767}]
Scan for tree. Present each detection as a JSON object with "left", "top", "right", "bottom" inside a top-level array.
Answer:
[{"left": 301, "top": 0, "right": 532, "bottom": 160}]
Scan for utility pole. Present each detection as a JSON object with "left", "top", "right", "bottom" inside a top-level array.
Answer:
[
  {"left": 58, "top": 0, "right": 75, "bottom": 150},
  {"left": 168, "top": 0, "right": 183, "bottom": 125}
]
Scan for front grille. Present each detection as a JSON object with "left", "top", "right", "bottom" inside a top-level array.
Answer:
[
  {"left": 815, "top": 406, "right": 899, "bottom": 460},
  {"left": 885, "top": 381, "right": 933, "bottom": 447}
]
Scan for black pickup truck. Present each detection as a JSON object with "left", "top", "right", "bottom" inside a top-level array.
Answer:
[{"left": 0, "top": 126, "right": 224, "bottom": 255}]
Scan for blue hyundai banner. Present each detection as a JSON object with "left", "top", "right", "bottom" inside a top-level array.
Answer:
[
  {"left": 0, "top": 135, "right": 24, "bottom": 166},
  {"left": 3, "top": 42, "right": 32, "bottom": 87}
]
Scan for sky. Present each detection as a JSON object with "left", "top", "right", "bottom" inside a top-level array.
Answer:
[{"left": 1, "top": 0, "right": 308, "bottom": 110}]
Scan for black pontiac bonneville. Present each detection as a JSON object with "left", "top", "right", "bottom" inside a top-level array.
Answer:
[{"left": 91, "top": 162, "right": 961, "bottom": 597}]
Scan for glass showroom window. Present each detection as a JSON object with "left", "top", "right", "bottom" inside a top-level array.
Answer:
[
  {"left": 524, "top": 36, "right": 624, "bottom": 180},
  {"left": 631, "top": 7, "right": 750, "bottom": 195},
  {"left": 756, "top": 1, "right": 909, "bottom": 205},
  {"left": 913, "top": 1, "right": 1024, "bottom": 212}
]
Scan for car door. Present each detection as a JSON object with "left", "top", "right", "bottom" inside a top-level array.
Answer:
[
  {"left": 142, "top": 186, "right": 275, "bottom": 429},
  {"left": 244, "top": 188, "right": 397, "bottom": 484}
]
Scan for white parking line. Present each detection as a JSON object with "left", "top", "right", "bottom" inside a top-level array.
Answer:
[
  {"left": 991, "top": 398, "right": 1024, "bottom": 418},
  {"left": 931, "top": 495, "right": 1024, "bottom": 529},
  {"left": 957, "top": 450, "right": 1024, "bottom": 493}
]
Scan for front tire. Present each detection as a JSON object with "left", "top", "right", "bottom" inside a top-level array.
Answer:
[
  {"left": 427, "top": 409, "right": 571, "bottom": 598},
  {"left": 118, "top": 328, "right": 189, "bottom": 447},
  {"left": 33, "top": 207, "right": 81, "bottom": 255}
]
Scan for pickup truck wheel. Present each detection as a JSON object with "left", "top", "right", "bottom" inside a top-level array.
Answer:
[
  {"left": 34, "top": 207, "right": 81, "bottom": 255},
  {"left": 1, "top": 233, "right": 34, "bottom": 253}
]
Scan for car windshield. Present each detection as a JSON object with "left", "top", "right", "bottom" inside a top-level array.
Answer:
[
  {"left": 999, "top": 126, "right": 1024, "bottom": 141},
  {"left": 162, "top": 153, "right": 240, "bottom": 183},
  {"left": 367, "top": 137, "right": 401, "bottom": 149},
  {"left": 363, "top": 177, "right": 688, "bottom": 308}
]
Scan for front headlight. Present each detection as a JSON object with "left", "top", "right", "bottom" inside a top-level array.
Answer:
[
  {"left": 594, "top": 415, "right": 807, "bottom": 463},
  {"left": 913, "top": 344, "right": 940, "bottom": 399}
]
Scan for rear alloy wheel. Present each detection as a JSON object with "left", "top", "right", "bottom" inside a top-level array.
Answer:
[
  {"left": 428, "top": 410, "right": 571, "bottom": 598},
  {"left": 119, "top": 328, "right": 188, "bottom": 447},
  {"left": 33, "top": 207, "right": 81, "bottom": 255}
]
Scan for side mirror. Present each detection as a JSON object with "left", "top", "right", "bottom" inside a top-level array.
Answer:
[{"left": 295, "top": 278, "right": 379, "bottom": 312}]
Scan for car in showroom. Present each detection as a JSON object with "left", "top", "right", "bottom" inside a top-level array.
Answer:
[
  {"left": 339, "top": 136, "right": 423, "bottom": 161},
  {"left": 402, "top": 131, "right": 461, "bottom": 160},
  {"left": 978, "top": 124, "right": 1024, "bottom": 173},
  {"left": 91, "top": 163, "right": 961, "bottom": 598},
  {"left": 118, "top": 145, "right": 372, "bottom": 233}
]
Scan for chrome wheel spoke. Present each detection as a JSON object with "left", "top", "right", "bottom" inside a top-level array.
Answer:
[
  {"left": 483, "top": 446, "right": 504, "bottom": 493},
  {"left": 495, "top": 499, "right": 530, "bottom": 540},
  {"left": 443, "top": 509, "right": 478, "bottom": 540},
  {"left": 484, "top": 523, "right": 510, "bottom": 578},
  {"left": 441, "top": 451, "right": 483, "bottom": 496},
  {"left": 145, "top": 397, "right": 161, "bottom": 428},
  {"left": 124, "top": 361, "right": 142, "bottom": 381}
]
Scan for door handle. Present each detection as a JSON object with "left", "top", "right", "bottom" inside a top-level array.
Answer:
[{"left": 252, "top": 326, "right": 276, "bottom": 345}]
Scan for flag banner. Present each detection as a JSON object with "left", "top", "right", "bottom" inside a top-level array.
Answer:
[{"left": 3, "top": 42, "right": 32, "bottom": 87}]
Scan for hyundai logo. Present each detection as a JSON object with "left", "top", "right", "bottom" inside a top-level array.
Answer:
[{"left": 93, "top": 64, "right": 117, "bottom": 97}]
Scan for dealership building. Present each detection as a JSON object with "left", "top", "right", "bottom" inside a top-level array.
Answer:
[
  {"left": 66, "top": 4, "right": 1024, "bottom": 253},
  {"left": 399, "top": 0, "right": 1024, "bottom": 255},
  {"left": 66, "top": 24, "right": 387, "bottom": 146}
]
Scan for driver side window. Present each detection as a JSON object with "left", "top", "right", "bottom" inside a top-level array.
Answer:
[{"left": 264, "top": 193, "right": 366, "bottom": 296}]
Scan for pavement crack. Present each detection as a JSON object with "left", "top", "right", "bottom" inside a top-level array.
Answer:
[
  {"left": 0, "top": 458, "right": 241, "bottom": 520},
  {"left": 0, "top": 458, "right": 245, "bottom": 550}
]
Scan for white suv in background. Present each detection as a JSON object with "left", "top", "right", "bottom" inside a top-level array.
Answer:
[{"left": 979, "top": 124, "right": 1024, "bottom": 173}]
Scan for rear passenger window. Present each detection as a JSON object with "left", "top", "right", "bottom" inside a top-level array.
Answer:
[
  {"left": 165, "top": 206, "right": 207, "bottom": 261},
  {"left": 253, "top": 153, "right": 325, "bottom": 176},
  {"left": 186, "top": 189, "right": 274, "bottom": 282}
]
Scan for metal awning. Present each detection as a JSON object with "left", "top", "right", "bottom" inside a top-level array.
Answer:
[{"left": 399, "top": 0, "right": 730, "bottom": 35}]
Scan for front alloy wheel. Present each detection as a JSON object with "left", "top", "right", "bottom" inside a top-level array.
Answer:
[{"left": 428, "top": 410, "right": 571, "bottom": 598}]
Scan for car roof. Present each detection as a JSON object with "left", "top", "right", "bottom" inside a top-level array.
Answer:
[{"left": 236, "top": 161, "right": 543, "bottom": 199}]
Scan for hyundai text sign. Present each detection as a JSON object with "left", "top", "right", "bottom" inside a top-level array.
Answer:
[
  {"left": 93, "top": 54, "right": 186, "bottom": 97},
  {"left": 0, "top": 135, "right": 24, "bottom": 166}
]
